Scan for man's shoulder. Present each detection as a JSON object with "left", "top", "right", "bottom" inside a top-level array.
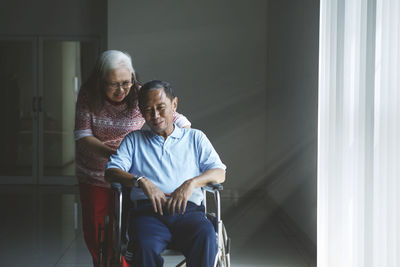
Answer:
[
  {"left": 181, "top": 127, "right": 206, "bottom": 137},
  {"left": 179, "top": 128, "right": 209, "bottom": 144},
  {"left": 125, "top": 129, "right": 151, "bottom": 139}
]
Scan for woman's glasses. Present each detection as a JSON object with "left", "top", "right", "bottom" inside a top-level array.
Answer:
[{"left": 106, "top": 81, "right": 133, "bottom": 90}]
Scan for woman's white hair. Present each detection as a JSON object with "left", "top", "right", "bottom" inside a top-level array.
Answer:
[{"left": 98, "top": 50, "right": 135, "bottom": 80}]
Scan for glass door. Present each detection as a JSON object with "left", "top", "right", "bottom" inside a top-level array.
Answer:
[
  {"left": 0, "top": 38, "right": 37, "bottom": 183},
  {"left": 0, "top": 37, "right": 99, "bottom": 185}
]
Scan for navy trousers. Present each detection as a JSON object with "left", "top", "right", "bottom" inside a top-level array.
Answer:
[{"left": 128, "top": 201, "right": 217, "bottom": 267}]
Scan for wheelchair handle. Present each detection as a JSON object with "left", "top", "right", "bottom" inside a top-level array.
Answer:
[{"left": 111, "top": 182, "right": 123, "bottom": 192}]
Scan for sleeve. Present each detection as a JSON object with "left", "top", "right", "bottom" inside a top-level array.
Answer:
[
  {"left": 106, "top": 133, "right": 135, "bottom": 172},
  {"left": 173, "top": 112, "right": 191, "bottom": 128},
  {"left": 74, "top": 90, "right": 94, "bottom": 140},
  {"left": 196, "top": 131, "right": 226, "bottom": 172}
]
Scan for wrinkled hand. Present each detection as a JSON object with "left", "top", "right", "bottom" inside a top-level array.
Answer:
[
  {"left": 167, "top": 180, "right": 194, "bottom": 215},
  {"left": 140, "top": 178, "right": 168, "bottom": 215}
]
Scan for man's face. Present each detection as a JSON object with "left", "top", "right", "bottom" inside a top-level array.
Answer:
[{"left": 141, "top": 88, "right": 177, "bottom": 138}]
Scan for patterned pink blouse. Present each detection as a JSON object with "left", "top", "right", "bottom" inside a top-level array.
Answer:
[{"left": 74, "top": 89, "right": 190, "bottom": 188}]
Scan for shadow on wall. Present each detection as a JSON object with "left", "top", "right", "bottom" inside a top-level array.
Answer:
[
  {"left": 193, "top": 89, "right": 270, "bottom": 193},
  {"left": 221, "top": 136, "right": 317, "bottom": 264}
]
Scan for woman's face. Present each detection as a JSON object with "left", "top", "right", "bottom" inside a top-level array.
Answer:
[{"left": 104, "top": 68, "right": 132, "bottom": 102}]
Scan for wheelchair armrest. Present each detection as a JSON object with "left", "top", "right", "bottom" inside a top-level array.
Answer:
[
  {"left": 111, "top": 182, "right": 131, "bottom": 206},
  {"left": 203, "top": 183, "right": 223, "bottom": 192}
]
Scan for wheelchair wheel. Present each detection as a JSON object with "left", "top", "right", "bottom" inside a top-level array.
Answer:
[{"left": 216, "top": 222, "right": 230, "bottom": 267}]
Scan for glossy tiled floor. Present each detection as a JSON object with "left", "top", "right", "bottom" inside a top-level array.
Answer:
[{"left": 0, "top": 185, "right": 316, "bottom": 267}]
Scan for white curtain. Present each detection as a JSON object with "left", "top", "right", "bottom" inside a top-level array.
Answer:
[{"left": 318, "top": 0, "right": 400, "bottom": 266}]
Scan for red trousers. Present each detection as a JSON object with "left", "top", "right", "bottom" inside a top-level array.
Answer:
[
  {"left": 79, "top": 183, "right": 113, "bottom": 266},
  {"left": 79, "top": 183, "right": 130, "bottom": 267}
]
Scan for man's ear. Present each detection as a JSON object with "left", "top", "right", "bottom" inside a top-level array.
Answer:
[{"left": 172, "top": 97, "right": 178, "bottom": 112}]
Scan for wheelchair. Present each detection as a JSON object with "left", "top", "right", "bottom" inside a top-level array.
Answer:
[{"left": 97, "top": 182, "right": 231, "bottom": 267}]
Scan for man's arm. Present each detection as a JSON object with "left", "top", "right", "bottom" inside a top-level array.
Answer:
[
  {"left": 104, "top": 167, "right": 135, "bottom": 187},
  {"left": 105, "top": 168, "right": 169, "bottom": 215},
  {"left": 166, "top": 168, "right": 226, "bottom": 215},
  {"left": 165, "top": 130, "right": 226, "bottom": 215}
]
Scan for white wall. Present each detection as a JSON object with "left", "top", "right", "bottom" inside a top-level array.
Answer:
[
  {"left": 265, "top": 1, "right": 319, "bottom": 244},
  {"left": 108, "top": 0, "right": 319, "bottom": 245},
  {"left": 108, "top": 0, "right": 270, "bottom": 194}
]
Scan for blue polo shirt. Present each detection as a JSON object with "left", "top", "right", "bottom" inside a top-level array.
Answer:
[{"left": 106, "top": 125, "right": 226, "bottom": 205}]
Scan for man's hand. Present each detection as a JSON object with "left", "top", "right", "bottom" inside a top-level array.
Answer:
[
  {"left": 167, "top": 179, "right": 195, "bottom": 215},
  {"left": 140, "top": 178, "right": 168, "bottom": 215}
]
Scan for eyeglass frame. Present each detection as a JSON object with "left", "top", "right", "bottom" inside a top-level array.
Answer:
[{"left": 105, "top": 80, "right": 133, "bottom": 90}]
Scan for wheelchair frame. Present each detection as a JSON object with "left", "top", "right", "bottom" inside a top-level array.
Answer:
[{"left": 98, "top": 182, "right": 231, "bottom": 267}]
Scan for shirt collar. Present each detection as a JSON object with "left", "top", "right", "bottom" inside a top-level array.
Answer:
[
  {"left": 169, "top": 124, "right": 184, "bottom": 139},
  {"left": 147, "top": 124, "right": 184, "bottom": 140}
]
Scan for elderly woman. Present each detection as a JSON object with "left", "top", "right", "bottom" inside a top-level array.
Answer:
[{"left": 74, "top": 50, "right": 190, "bottom": 266}]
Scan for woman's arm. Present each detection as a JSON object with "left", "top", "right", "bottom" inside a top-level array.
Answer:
[
  {"left": 75, "top": 89, "right": 116, "bottom": 158},
  {"left": 173, "top": 112, "right": 191, "bottom": 128},
  {"left": 76, "top": 136, "right": 116, "bottom": 158}
]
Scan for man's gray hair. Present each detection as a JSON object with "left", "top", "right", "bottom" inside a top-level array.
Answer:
[{"left": 138, "top": 80, "right": 176, "bottom": 110}]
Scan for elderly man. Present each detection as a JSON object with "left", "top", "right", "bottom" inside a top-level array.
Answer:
[{"left": 104, "top": 80, "right": 226, "bottom": 267}]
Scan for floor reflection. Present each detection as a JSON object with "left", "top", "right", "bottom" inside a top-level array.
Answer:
[{"left": 0, "top": 185, "right": 315, "bottom": 267}]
